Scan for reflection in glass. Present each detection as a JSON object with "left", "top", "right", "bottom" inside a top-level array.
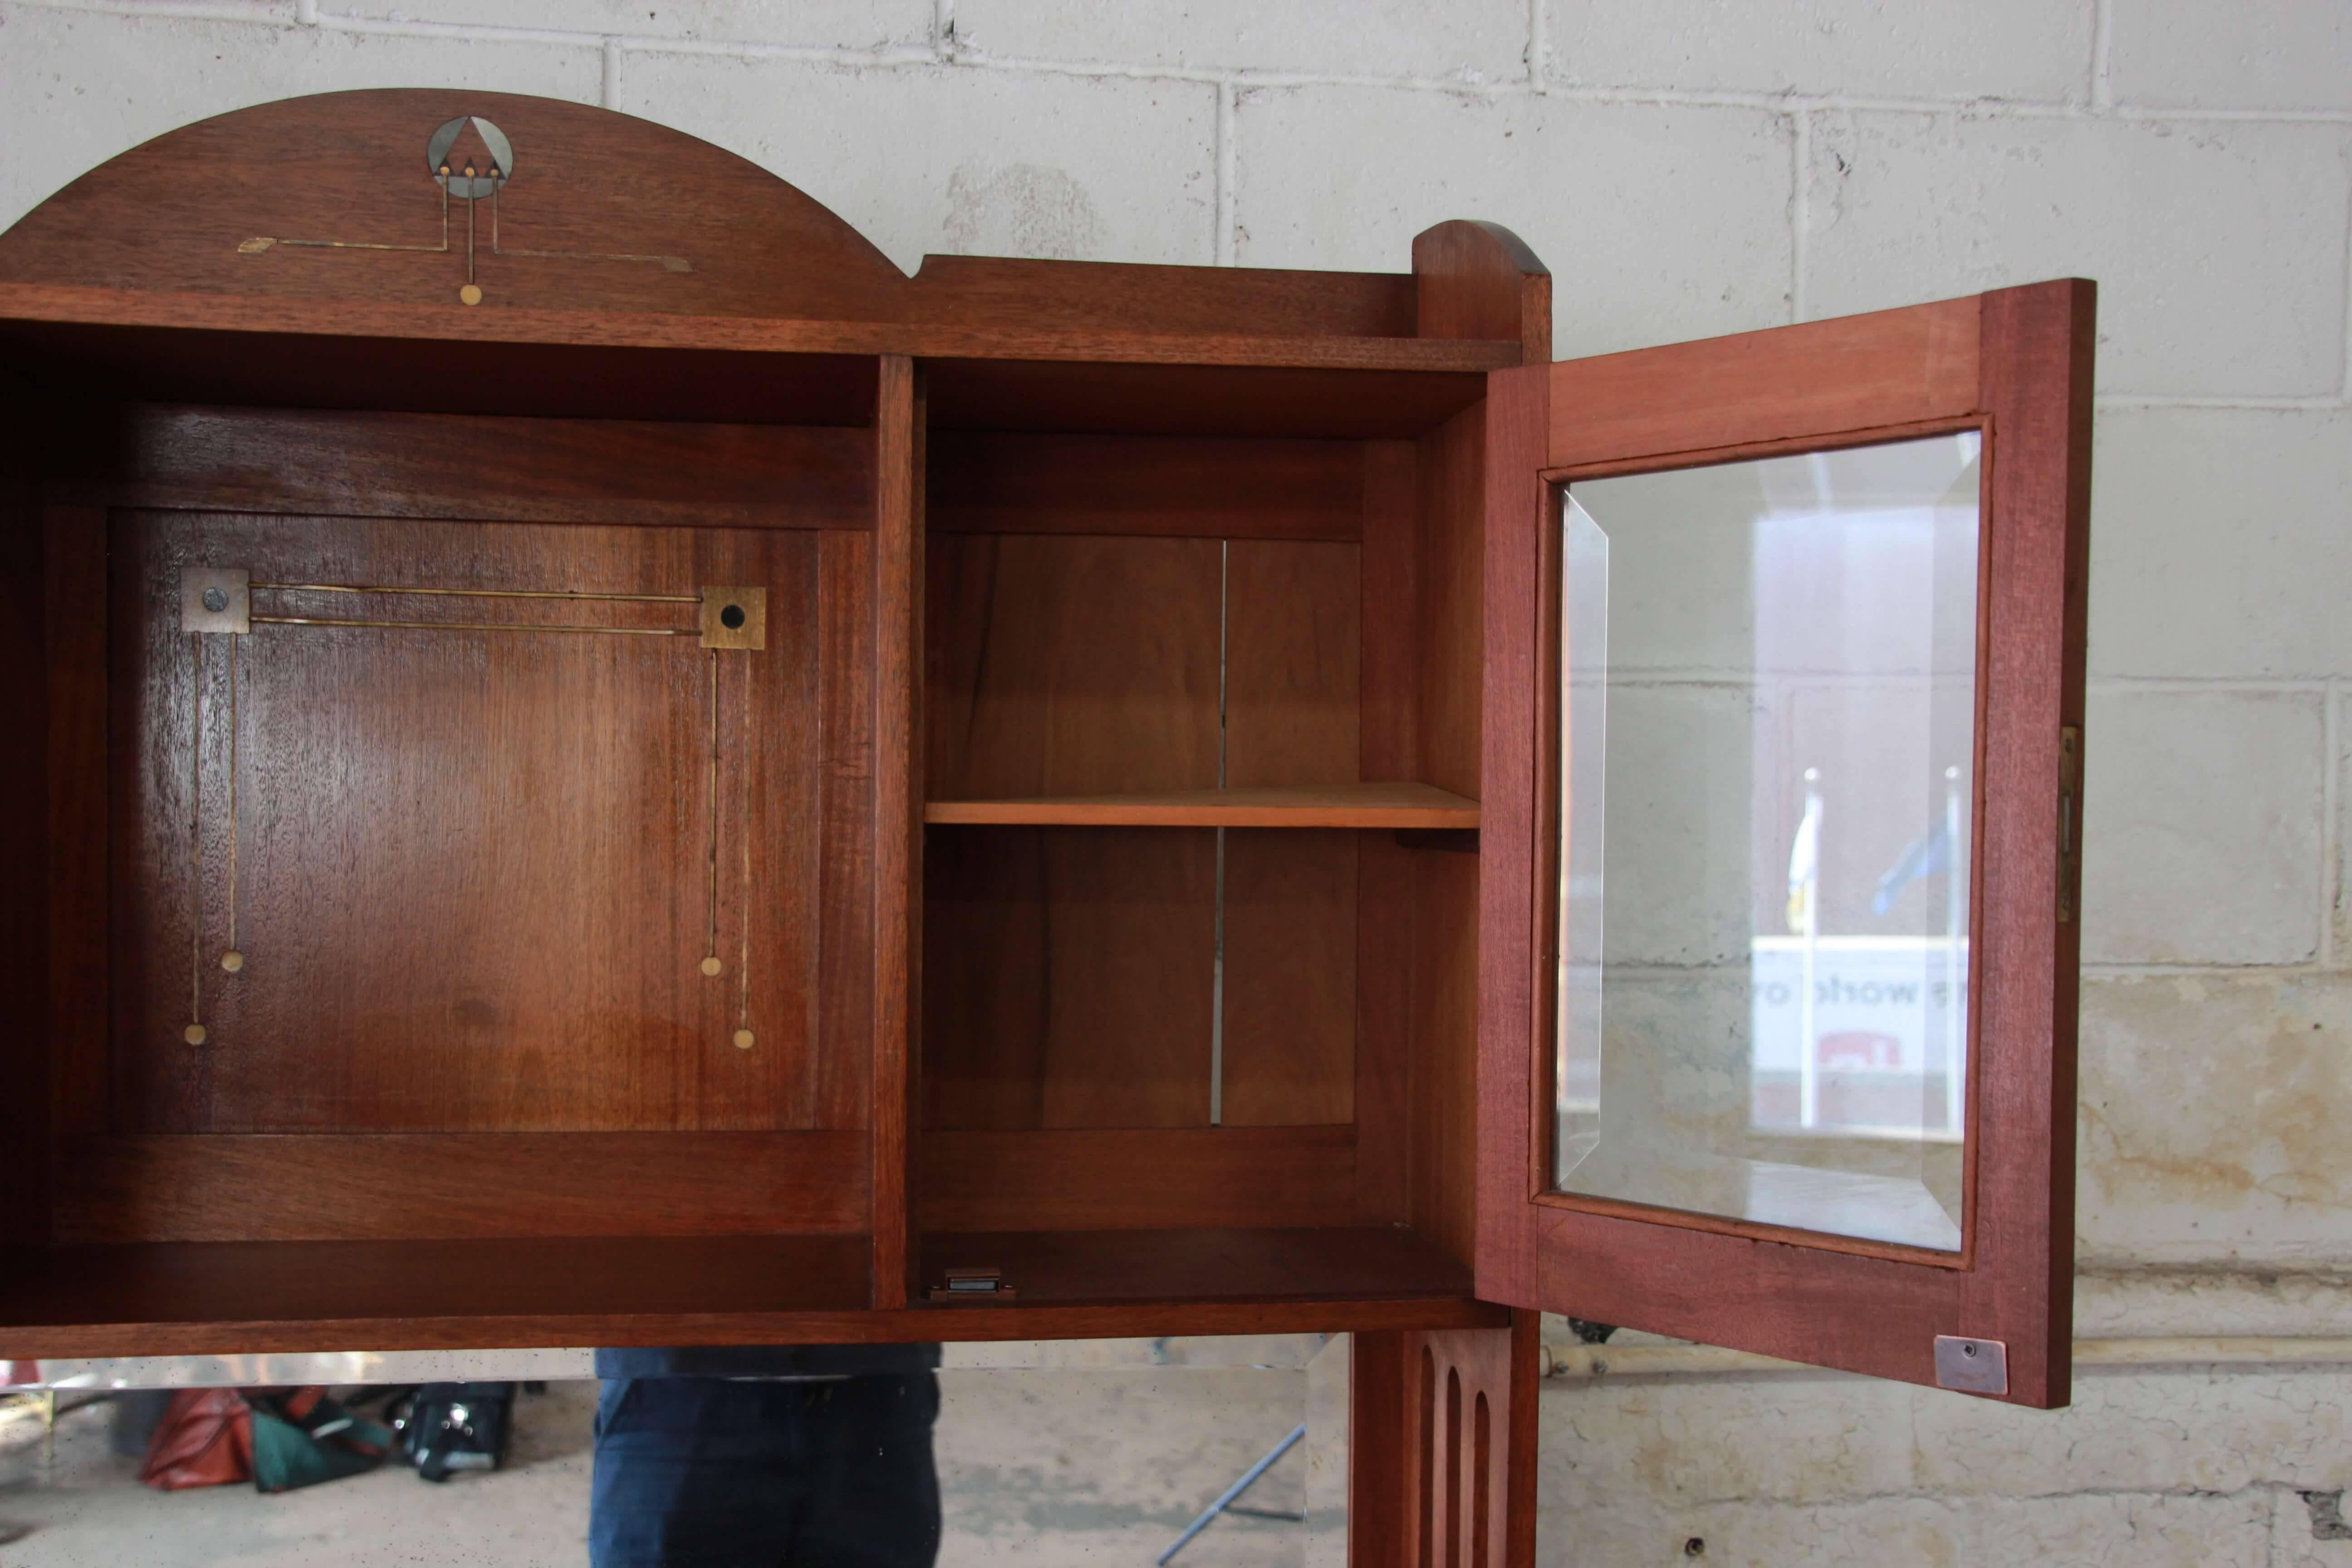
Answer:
[{"left": 1552, "top": 432, "right": 1980, "bottom": 1252}]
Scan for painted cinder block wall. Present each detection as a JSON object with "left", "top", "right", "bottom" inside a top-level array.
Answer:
[{"left": 5, "top": 1, "right": 2348, "bottom": 1561}]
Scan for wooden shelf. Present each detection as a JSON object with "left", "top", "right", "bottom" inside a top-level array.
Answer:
[
  {"left": 924, "top": 782, "right": 1479, "bottom": 830},
  {"left": 0, "top": 1234, "right": 1497, "bottom": 1357}
]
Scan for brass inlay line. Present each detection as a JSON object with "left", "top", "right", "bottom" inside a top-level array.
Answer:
[
  {"left": 253, "top": 583, "right": 703, "bottom": 603},
  {"left": 735, "top": 655, "right": 753, "bottom": 1052},
  {"left": 186, "top": 634, "right": 206, "bottom": 1047},
  {"left": 250, "top": 615, "right": 691, "bottom": 637},
  {"left": 222, "top": 634, "right": 243, "bottom": 975},
  {"left": 705, "top": 649, "right": 722, "bottom": 976}
]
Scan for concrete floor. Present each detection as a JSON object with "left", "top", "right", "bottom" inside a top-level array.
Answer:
[{"left": 0, "top": 1369, "right": 1320, "bottom": 1566}]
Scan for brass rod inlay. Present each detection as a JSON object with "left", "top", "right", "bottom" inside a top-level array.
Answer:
[
  {"left": 735, "top": 655, "right": 753, "bottom": 1048},
  {"left": 253, "top": 583, "right": 703, "bottom": 603},
  {"left": 186, "top": 633, "right": 206, "bottom": 1046},
  {"left": 223, "top": 635, "right": 241, "bottom": 972},
  {"left": 250, "top": 616, "right": 691, "bottom": 636},
  {"left": 705, "top": 649, "right": 722, "bottom": 974}
]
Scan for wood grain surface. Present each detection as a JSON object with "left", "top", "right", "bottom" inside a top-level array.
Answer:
[
  {"left": 44, "top": 508, "right": 109, "bottom": 1151},
  {"left": 0, "top": 396, "right": 53, "bottom": 1245},
  {"left": 1547, "top": 296, "right": 1980, "bottom": 470},
  {"left": 923, "top": 358, "right": 1490, "bottom": 441},
  {"left": 926, "top": 533, "right": 1222, "bottom": 799},
  {"left": 921, "top": 826, "right": 1215, "bottom": 1129},
  {"left": 1412, "top": 221, "right": 1552, "bottom": 368},
  {"left": 871, "top": 355, "right": 921, "bottom": 1308},
  {"left": 0, "top": 286, "right": 1515, "bottom": 378},
  {"left": 53, "top": 1132, "right": 867, "bottom": 1242},
  {"left": 923, "top": 783, "right": 1478, "bottom": 828},
  {"left": 1226, "top": 538, "right": 1362, "bottom": 787},
  {"left": 0, "top": 1235, "right": 1499, "bottom": 1360},
  {"left": 107, "top": 509, "right": 849, "bottom": 1134},
  {"left": 929, "top": 432, "right": 1366, "bottom": 540},
  {"left": 1221, "top": 830, "right": 1359, "bottom": 1127},
  {"left": 921, "top": 1127, "right": 1360, "bottom": 1231},
  {"left": 88, "top": 404, "right": 875, "bottom": 531},
  {"left": 0, "top": 91, "right": 1526, "bottom": 367},
  {"left": 919, "top": 1225, "right": 1472, "bottom": 1306}
]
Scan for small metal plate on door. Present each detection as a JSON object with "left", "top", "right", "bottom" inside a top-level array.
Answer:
[
  {"left": 1933, "top": 1334, "right": 2008, "bottom": 1395},
  {"left": 700, "top": 587, "right": 766, "bottom": 650},
  {"left": 180, "top": 567, "right": 250, "bottom": 634}
]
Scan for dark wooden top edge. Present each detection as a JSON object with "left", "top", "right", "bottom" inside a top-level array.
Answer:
[{"left": 0, "top": 284, "right": 1522, "bottom": 373}]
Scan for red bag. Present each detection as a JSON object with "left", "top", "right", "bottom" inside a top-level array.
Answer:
[{"left": 141, "top": 1388, "right": 254, "bottom": 1490}]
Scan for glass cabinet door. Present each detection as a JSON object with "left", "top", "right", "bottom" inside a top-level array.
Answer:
[{"left": 1476, "top": 284, "right": 2092, "bottom": 1406}]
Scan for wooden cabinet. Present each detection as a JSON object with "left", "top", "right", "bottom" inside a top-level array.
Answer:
[{"left": 0, "top": 88, "right": 2092, "bottom": 1559}]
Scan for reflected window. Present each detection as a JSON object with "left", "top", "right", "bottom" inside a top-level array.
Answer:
[{"left": 1553, "top": 432, "right": 1980, "bottom": 1252}]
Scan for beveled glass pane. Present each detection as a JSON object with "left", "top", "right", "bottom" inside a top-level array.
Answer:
[{"left": 1552, "top": 432, "right": 1980, "bottom": 1252}]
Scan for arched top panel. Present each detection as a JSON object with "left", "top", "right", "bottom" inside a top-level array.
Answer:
[{"left": 0, "top": 89, "right": 914, "bottom": 320}]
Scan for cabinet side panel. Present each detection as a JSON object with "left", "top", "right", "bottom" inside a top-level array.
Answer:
[
  {"left": 45, "top": 507, "right": 108, "bottom": 1155},
  {"left": 1415, "top": 404, "right": 1485, "bottom": 798},
  {"left": 1402, "top": 398, "right": 1489, "bottom": 1271},
  {"left": 1410, "top": 848, "right": 1481, "bottom": 1270},
  {"left": 0, "top": 395, "right": 53, "bottom": 1245}
]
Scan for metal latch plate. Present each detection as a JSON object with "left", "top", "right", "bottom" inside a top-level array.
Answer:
[
  {"left": 928, "top": 1266, "right": 1015, "bottom": 1303},
  {"left": 700, "top": 587, "right": 766, "bottom": 650},
  {"left": 1933, "top": 1334, "right": 2008, "bottom": 1395},
  {"left": 181, "top": 567, "right": 250, "bottom": 635}
]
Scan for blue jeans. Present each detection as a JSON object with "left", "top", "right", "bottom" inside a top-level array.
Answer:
[{"left": 590, "top": 1374, "right": 941, "bottom": 1568}]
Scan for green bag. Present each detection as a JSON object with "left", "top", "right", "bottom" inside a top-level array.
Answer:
[{"left": 248, "top": 1389, "right": 395, "bottom": 1494}]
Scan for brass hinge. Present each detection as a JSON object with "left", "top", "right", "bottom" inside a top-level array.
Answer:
[{"left": 2057, "top": 725, "right": 2082, "bottom": 923}]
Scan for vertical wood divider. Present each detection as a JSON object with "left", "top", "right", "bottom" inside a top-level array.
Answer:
[
  {"left": 872, "top": 354, "right": 923, "bottom": 1307},
  {"left": 0, "top": 420, "right": 57, "bottom": 1245}
]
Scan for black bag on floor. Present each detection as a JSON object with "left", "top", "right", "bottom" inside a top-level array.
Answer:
[{"left": 388, "top": 1382, "right": 515, "bottom": 1482}]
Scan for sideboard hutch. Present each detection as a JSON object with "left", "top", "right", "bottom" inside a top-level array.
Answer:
[{"left": 0, "top": 91, "right": 2091, "bottom": 1562}]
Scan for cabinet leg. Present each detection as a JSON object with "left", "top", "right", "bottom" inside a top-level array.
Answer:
[{"left": 1350, "top": 1310, "right": 1539, "bottom": 1568}]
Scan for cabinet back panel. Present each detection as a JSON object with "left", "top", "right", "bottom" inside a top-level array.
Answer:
[
  {"left": 926, "top": 534, "right": 1222, "bottom": 799},
  {"left": 106, "top": 510, "right": 872, "bottom": 1134},
  {"left": 926, "top": 533, "right": 1364, "bottom": 799},
  {"left": 1221, "top": 829, "right": 1358, "bottom": 1126},
  {"left": 1224, "top": 540, "right": 1362, "bottom": 789},
  {"left": 923, "top": 825, "right": 1215, "bottom": 1129}
]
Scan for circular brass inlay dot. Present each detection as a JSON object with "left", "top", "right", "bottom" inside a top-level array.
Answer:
[
  {"left": 184, "top": 1024, "right": 207, "bottom": 1045},
  {"left": 701, "top": 955, "right": 723, "bottom": 977},
  {"left": 459, "top": 283, "right": 484, "bottom": 306},
  {"left": 220, "top": 950, "right": 245, "bottom": 973},
  {"left": 732, "top": 1029, "right": 755, "bottom": 1051}
]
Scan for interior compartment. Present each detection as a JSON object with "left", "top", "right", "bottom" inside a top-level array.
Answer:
[
  {"left": 0, "top": 345, "right": 894, "bottom": 1338},
  {"left": 914, "top": 414, "right": 1489, "bottom": 1308}
]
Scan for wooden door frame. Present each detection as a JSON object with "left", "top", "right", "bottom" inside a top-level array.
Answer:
[{"left": 1475, "top": 283, "right": 2095, "bottom": 1407}]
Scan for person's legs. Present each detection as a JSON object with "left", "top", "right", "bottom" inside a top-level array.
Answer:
[
  {"left": 787, "top": 1374, "right": 942, "bottom": 1568},
  {"left": 590, "top": 1378, "right": 799, "bottom": 1568}
]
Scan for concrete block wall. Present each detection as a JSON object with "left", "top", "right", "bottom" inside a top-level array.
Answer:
[{"left": 4, "top": 1, "right": 2347, "bottom": 1561}]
